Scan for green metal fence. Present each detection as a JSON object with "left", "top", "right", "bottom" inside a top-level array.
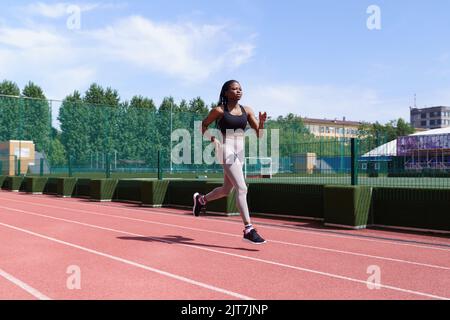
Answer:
[{"left": 1, "top": 94, "right": 449, "bottom": 188}]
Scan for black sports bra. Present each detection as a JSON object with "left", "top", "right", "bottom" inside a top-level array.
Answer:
[{"left": 217, "top": 105, "right": 248, "bottom": 134}]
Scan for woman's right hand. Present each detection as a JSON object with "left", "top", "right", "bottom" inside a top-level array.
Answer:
[
  {"left": 212, "top": 137, "right": 221, "bottom": 148},
  {"left": 213, "top": 137, "right": 223, "bottom": 164}
]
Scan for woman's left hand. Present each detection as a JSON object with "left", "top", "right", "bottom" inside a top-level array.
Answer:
[{"left": 259, "top": 112, "right": 267, "bottom": 124}]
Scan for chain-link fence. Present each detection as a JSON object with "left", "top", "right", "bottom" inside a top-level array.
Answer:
[{"left": 1, "top": 94, "right": 449, "bottom": 188}]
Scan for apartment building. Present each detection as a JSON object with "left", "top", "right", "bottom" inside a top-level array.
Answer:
[
  {"left": 410, "top": 106, "right": 450, "bottom": 130},
  {"left": 302, "top": 117, "right": 362, "bottom": 138}
]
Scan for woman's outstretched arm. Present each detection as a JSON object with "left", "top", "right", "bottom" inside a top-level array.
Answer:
[{"left": 245, "top": 106, "right": 267, "bottom": 138}]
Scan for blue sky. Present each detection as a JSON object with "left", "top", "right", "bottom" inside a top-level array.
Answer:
[{"left": 1, "top": 0, "right": 450, "bottom": 127}]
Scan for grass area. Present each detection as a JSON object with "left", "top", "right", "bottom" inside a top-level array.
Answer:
[
  {"left": 248, "top": 175, "right": 450, "bottom": 189},
  {"left": 27, "top": 171, "right": 225, "bottom": 180},
  {"left": 21, "top": 171, "right": 450, "bottom": 188}
]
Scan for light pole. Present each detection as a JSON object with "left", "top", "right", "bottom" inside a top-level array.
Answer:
[
  {"left": 18, "top": 94, "right": 29, "bottom": 176},
  {"left": 170, "top": 102, "right": 173, "bottom": 174},
  {"left": 18, "top": 96, "right": 22, "bottom": 176}
]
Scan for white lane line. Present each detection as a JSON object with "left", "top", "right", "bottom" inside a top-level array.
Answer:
[
  {"left": 0, "top": 221, "right": 253, "bottom": 300},
  {"left": 0, "top": 206, "right": 448, "bottom": 300},
  {"left": 6, "top": 192, "right": 447, "bottom": 252},
  {"left": 1, "top": 199, "right": 449, "bottom": 271},
  {"left": 0, "top": 267, "right": 51, "bottom": 300}
]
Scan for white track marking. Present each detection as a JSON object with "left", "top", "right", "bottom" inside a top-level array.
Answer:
[
  {"left": 13, "top": 193, "right": 448, "bottom": 252},
  {"left": 1, "top": 199, "right": 449, "bottom": 271},
  {"left": 0, "top": 221, "right": 253, "bottom": 300},
  {"left": 0, "top": 268, "right": 51, "bottom": 300},
  {"left": 0, "top": 206, "right": 448, "bottom": 300}
]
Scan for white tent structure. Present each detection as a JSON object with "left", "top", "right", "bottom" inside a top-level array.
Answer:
[{"left": 362, "top": 127, "right": 450, "bottom": 157}]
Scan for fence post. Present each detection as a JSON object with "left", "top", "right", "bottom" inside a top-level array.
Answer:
[
  {"left": 17, "top": 158, "right": 21, "bottom": 176},
  {"left": 351, "top": 138, "right": 358, "bottom": 185},
  {"left": 158, "top": 150, "right": 163, "bottom": 180},
  {"left": 319, "top": 139, "right": 323, "bottom": 174},
  {"left": 340, "top": 138, "right": 345, "bottom": 174},
  {"left": 106, "top": 152, "right": 111, "bottom": 178},
  {"left": 40, "top": 158, "right": 44, "bottom": 176},
  {"left": 68, "top": 155, "right": 73, "bottom": 177}
]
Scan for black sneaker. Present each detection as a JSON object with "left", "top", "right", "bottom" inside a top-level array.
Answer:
[
  {"left": 243, "top": 229, "right": 267, "bottom": 245},
  {"left": 192, "top": 192, "right": 204, "bottom": 217}
]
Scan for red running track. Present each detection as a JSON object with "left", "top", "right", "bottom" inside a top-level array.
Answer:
[{"left": 0, "top": 190, "right": 449, "bottom": 300}]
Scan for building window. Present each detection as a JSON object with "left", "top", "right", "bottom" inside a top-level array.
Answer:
[
  {"left": 430, "top": 120, "right": 436, "bottom": 125},
  {"left": 421, "top": 121, "right": 427, "bottom": 126},
  {"left": 421, "top": 113, "right": 427, "bottom": 119},
  {"left": 320, "top": 127, "right": 324, "bottom": 133},
  {"left": 437, "top": 119, "right": 442, "bottom": 125}
]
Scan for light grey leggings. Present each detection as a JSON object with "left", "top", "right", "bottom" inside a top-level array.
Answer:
[{"left": 204, "top": 135, "right": 251, "bottom": 225}]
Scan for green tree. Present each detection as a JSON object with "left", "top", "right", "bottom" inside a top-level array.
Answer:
[
  {"left": 157, "top": 97, "right": 178, "bottom": 168},
  {"left": 265, "top": 113, "right": 314, "bottom": 157},
  {"left": 357, "top": 118, "right": 416, "bottom": 154},
  {"left": 21, "top": 82, "right": 51, "bottom": 154},
  {"left": 0, "top": 80, "right": 20, "bottom": 96},
  {"left": 83, "top": 84, "right": 120, "bottom": 161},
  {"left": 187, "top": 97, "right": 209, "bottom": 132},
  {"left": 395, "top": 118, "right": 416, "bottom": 137},
  {"left": 188, "top": 97, "right": 209, "bottom": 115},
  {"left": 47, "top": 135, "right": 67, "bottom": 167},
  {"left": 115, "top": 96, "right": 158, "bottom": 167},
  {"left": 58, "top": 90, "right": 93, "bottom": 166},
  {"left": 0, "top": 80, "right": 21, "bottom": 142},
  {"left": 358, "top": 118, "right": 415, "bottom": 144}
]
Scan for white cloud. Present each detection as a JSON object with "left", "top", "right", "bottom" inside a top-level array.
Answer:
[
  {"left": 0, "top": 15, "right": 256, "bottom": 90},
  {"left": 22, "top": 2, "right": 126, "bottom": 19},
  {"left": 0, "top": 26, "right": 67, "bottom": 49},
  {"left": 24, "top": 2, "right": 95, "bottom": 18},
  {"left": 26, "top": 2, "right": 68, "bottom": 18},
  {"left": 45, "top": 66, "right": 97, "bottom": 126},
  {"left": 245, "top": 83, "right": 410, "bottom": 124},
  {"left": 89, "top": 16, "right": 256, "bottom": 82},
  {"left": 0, "top": 13, "right": 256, "bottom": 128},
  {"left": 45, "top": 66, "right": 97, "bottom": 99},
  {"left": 0, "top": 23, "right": 94, "bottom": 101}
]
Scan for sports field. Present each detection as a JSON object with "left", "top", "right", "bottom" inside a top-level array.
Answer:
[{"left": 24, "top": 171, "right": 450, "bottom": 189}]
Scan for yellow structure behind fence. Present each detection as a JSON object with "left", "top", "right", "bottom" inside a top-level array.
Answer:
[{"left": 0, "top": 140, "right": 35, "bottom": 175}]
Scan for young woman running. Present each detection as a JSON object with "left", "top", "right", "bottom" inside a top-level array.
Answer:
[{"left": 193, "top": 80, "right": 267, "bottom": 244}]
